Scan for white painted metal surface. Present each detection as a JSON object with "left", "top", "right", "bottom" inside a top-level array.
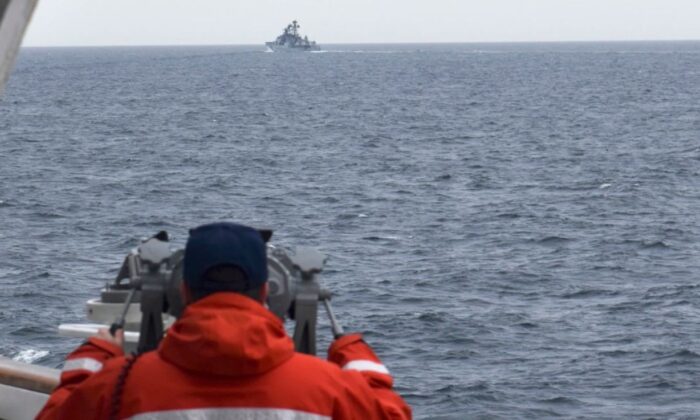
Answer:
[
  {"left": 59, "top": 323, "right": 140, "bottom": 343},
  {"left": 86, "top": 298, "right": 149, "bottom": 325},
  {"left": 0, "top": 383, "right": 49, "bottom": 420},
  {"left": 0, "top": 355, "right": 57, "bottom": 420},
  {"left": 0, "top": 0, "right": 40, "bottom": 93}
]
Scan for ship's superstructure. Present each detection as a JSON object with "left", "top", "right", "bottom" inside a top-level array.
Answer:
[{"left": 265, "top": 20, "right": 320, "bottom": 52}]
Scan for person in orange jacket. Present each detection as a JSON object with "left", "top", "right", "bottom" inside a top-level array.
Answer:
[{"left": 37, "top": 222, "right": 411, "bottom": 420}]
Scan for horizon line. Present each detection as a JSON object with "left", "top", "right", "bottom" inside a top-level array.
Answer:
[{"left": 21, "top": 38, "right": 700, "bottom": 49}]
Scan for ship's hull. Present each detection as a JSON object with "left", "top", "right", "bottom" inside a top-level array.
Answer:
[{"left": 265, "top": 42, "right": 321, "bottom": 52}]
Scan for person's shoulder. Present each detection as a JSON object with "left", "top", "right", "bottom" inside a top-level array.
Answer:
[
  {"left": 282, "top": 353, "right": 393, "bottom": 409},
  {"left": 268, "top": 353, "right": 356, "bottom": 402},
  {"left": 88, "top": 351, "right": 160, "bottom": 381},
  {"left": 87, "top": 353, "right": 131, "bottom": 380},
  {"left": 61, "top": 353, "right": 131, "bottom": 399}
]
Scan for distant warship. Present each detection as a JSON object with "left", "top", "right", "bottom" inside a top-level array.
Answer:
[{"left": 266, "top": 20, "right": 320, "bottom": 52}]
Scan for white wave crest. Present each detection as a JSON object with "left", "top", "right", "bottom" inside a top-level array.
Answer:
[{"left": 12, "top": 349, "right": 49, "bottom": 363}]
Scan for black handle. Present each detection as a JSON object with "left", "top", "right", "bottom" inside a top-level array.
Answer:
[{"left": 109, "top": 322, "right": 123, "bottom": 336}]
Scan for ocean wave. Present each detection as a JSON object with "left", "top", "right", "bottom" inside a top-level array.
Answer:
[{"left": 12, "top": 348, "right": 50, "bottom": 364}]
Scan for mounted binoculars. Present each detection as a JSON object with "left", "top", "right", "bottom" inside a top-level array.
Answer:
[{"left": 97, "top": 231, "right": 343, "bottom": 354}]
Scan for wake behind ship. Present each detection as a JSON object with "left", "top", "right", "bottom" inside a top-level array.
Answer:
[{"left": 266, "top": 20, "right": 320, "bottom": 52}]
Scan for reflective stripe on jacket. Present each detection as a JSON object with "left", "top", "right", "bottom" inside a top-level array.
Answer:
[{"left": 37, "top": 293, "right": 411, "bottom": 419}]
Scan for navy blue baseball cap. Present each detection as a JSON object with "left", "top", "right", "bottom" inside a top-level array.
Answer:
[{"left": 184, "top": 222, "right": 268, "bottom": 292}]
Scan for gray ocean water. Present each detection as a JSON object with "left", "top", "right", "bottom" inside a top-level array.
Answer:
[{"left": 1, "top": 42, "right": 700, "bottom": 418}]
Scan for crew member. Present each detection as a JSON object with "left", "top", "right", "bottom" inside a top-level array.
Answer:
[{"left": 37, "top": 222, "right": 411, "bottom": 419}]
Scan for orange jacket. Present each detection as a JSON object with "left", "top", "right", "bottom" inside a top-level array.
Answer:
[{"left": 38, "top": 293, "right": 411, "bottom": 419}]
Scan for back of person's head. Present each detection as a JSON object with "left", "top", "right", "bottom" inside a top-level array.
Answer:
[{"left": 183, "top": 222, "right": 268, "bottom": 302}]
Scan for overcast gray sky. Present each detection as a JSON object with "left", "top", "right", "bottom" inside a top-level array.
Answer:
[{"left": 23, "top": 0, "right": 700, "bottom": 47}]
